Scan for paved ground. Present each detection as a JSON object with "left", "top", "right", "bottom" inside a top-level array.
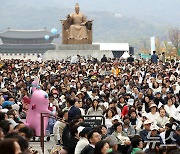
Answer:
[{"left": 29, "top": 136, "right": 56, "bottom": 154}]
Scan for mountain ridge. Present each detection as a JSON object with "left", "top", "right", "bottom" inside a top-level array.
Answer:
[{"left": 0, "top": 0, "right": 179, "bottom": 49}]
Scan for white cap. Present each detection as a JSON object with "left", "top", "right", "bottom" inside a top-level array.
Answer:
[
  {"left": 81, "top": 63, "right": 86, "bottom": 66},
  {"left": 149, "top": 103, "right": 157, "bottom": 108},
  {"left": 127, "top": 99, "right": 134, "bottom": 106},
  {"left": 142, "top": 112, "right": 147, "bottom": 117},
  {"left": 112, "top": 115, "right": 121, "bottom": 121},
  {"left": 150, "top": 124, "right": 159, "bottom": 131},
  {"left": 12, "top": 104, "right": 20, "bottom": 111},
  {"left": 144, "top": 120, "right": 152, "bottom": 125},
  {"left": 76, "top": 91, "right": 82, "bottom": 96},
  {"left": 1, "top": 109, "right": 8, "bottom": 113},
  {"left": 157, "top": 80, "right": 162, "bottom": 84},
  {"left": 50, "top": 86, "right": 56, "bottom": 91},
  {"left": 77, "top": 126, "right": 85, "bottom": 134},
  {"left": 81, "top": 87, "right": 86, "bottom": 92}
]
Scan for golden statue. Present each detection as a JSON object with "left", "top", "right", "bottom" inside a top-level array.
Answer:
[{"left": 61, "top": 3, "right": 93, "bottom": 44}]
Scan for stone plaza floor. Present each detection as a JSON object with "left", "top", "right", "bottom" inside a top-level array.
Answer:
[{"left": 29, "top": 136, "right": 56, "bottom": 154}]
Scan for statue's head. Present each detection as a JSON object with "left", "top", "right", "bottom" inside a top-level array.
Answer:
[{"left": 75, "top": 3, "right": 80, "bottom": 14}]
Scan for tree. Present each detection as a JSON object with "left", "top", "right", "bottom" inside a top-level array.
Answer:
[
  {"left": 163, "top": 41, "right": 174, "bottom": 60},
  {"left": 168, "top": 28, "right": 180, "bottom": 56},
  {"left": 155, "top": 37, "right": 161, "bottom": 55}
]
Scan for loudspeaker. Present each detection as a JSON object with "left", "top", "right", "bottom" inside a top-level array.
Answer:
[{"left": 129, "top": 47, "right": 134, "bottom": 55}]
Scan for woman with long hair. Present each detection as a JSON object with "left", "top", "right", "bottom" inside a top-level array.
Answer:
[
  {"left": 146, "top": 88, "right": 154, "bottom": 100},
  {"left": 142, "top": 96, "right": 151, "bottom": 113},
  {"left": 87, "top": 99, "right": 103, "bottom": 116},
  {"left": 104, "top": 108, "right": 115, "bottom": 129},
  {"left": 152, "top": 82, "right": 161, "bottom": 95}
]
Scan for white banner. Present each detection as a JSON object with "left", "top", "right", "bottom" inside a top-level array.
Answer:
[{"left": 150, "top": 36, "right": 156, "bottom": 55}]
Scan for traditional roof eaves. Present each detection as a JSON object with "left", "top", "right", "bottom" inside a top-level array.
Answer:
[{"left": 0, "top": 29, "right": 59, "bottom": 39}]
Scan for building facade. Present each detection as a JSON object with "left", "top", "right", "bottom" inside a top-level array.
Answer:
[{"left": 0, "top": 29, "right": 59, "bottom": 54}]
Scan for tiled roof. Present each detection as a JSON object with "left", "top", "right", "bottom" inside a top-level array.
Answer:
[
  {"left": 0, "top": 30, "right": 59, "bottom": 39},
  {"left": 0, "top": 43, "right": 56, "bottom": 49}
]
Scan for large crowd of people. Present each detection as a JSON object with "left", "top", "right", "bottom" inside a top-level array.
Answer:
[{"left": 0, "top": 52, "right": 179, "bottom": 154}]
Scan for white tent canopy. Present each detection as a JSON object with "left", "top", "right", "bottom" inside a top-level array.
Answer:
[{"left": 121, "top": 51, "right": 130, "bottom": 59}]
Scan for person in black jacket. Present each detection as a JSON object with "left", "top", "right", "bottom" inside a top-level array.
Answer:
[
  {"left": 81, "top": 130, "right": 101, "bottom": 154},
  {"left": 62, "top": 119, "right": 79, "bottom": 150},
  {"left": 101, "top": 55, "right": 107, "bottom": 63},
  {"left": 67, "top": 125, "right": 79, "bottom": 154},
  {"left": 151, "top": 51, "right": 158, "bottom": 64},
  {"left": 67, "top": 96, "right": 81, "bottom": 122},
  {"left": 127, "top": 54, "right": 134, "bottom": 63},
  {"left": 153, "top": 92, "right": 165, "bottom": 107},
  {"left": 172, "top": 125, "right": 180, "bottom": 146}
]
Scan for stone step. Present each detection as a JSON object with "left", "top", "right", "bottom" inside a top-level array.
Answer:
[{"left": 56, "top": 44, "right": 100, "bottom": 50}]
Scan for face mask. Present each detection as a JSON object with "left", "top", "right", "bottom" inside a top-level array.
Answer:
[
  {"left": 53, "top": 94, "right": 58, "bottom": 98},
  {"left": 138, "top": 106, "right": 142, "bottom": 111},
  {"left": 124, "top": 121, "right": 130, "bottom": 125},
  {"left": 105, "top": 93, "right": 110, "bottom": 98},
  {"left": 172, "top": 124, "right": 176, "bottom": 130},
  {"left": 98, "top": 83, "right": 102, "bottom": 86},
  {"left": 49, "top": 103, "right": 53, "bottom": 107}
]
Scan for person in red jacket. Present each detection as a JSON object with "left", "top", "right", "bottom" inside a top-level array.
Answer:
[{"left": 121, "top": 98, "right": 134, "bottom": 118}]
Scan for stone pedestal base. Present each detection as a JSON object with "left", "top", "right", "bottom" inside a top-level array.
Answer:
[
  {"left": 56, "top": 44, "right": 100, "bottom": 50},
  {"left": 42, "top": 44, "right": 113, "bottom": 60},
  {"left": 65, "top": 38, "right": 89, "bottom": 44}
]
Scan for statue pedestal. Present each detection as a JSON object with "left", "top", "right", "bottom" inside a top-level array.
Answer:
[
  {"left": 65, "top": 38, "right": 89, "bottom": 44},
  {"left": 42, "top": 44, "right": 113, "bottom": 60}
]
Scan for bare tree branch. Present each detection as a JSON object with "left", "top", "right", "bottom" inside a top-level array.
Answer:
[{"left": 168, "top": 28, "right": 180, "bottom": 56}]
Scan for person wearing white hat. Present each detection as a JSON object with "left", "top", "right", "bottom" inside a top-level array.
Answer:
[
  {"left": 143, "top": 123, "right": 163, "bottom": 152},
  {"left": 139, "top": 120, "right": 152, "bottom": 142},
  {"left": 76, "top": 91, "right": 83, "bottom": 100},
  {"left": 75, "top": 127, "right": 92, "bottom": 154},
  {"left": 78, "top": 74, "right": 84, "bottom": 84},
  {"left": 146, "top": 103, "right": 159, "bottom": 122},
  {"left": 70, "top": 79, "right": 77, "bottom": 88},
  {"left": 150, "top": 124, "right": 159, "bottom": 133},
  {"left": 172, "top": 83, "right": 180, "bottom": 94},
  {"left": 146, "top": 124, "right": 163, "bottom": 144}
]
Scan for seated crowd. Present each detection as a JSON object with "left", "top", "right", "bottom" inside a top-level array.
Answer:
[{"left": 0, "top": 56, "right": 179, "bottom": 154}]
